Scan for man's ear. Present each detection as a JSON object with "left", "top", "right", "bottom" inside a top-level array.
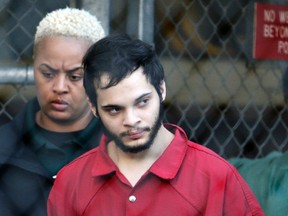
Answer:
[
  {"left": 87, "top": 97, "right": 97, "bottom": 117},
  {"left": 160, "top": 81, "right": 166, "bottom": 102}
]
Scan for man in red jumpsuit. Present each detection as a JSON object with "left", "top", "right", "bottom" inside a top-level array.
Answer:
[{"left": 48, "top": 34, "right": 264, "bottom": 216}]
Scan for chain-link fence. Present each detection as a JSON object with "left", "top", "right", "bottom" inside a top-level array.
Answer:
[
  {"left": 1, "top": 0, "right": 288, "bottom": 159},
  {"left": 0, "top": 0, "right": 70, "bottom": 125},
  {"left": 153, "top": 0, "right": 288, "bottom": 159}
]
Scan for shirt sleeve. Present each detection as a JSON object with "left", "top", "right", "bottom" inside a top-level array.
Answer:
[
  {"left": 224, "top": 164, "right": 264, "bottom": 216},
  {"left": 196, "top": 160, "right": 264, "bottom": 216}
]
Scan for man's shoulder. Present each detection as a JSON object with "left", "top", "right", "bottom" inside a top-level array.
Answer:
[
  {"left": 185, "top": 140, "right": 236, "bottom": 173},
  {"left": 73, "top": 147, "right": 100, "bottom": 162},
  {"left": 53, "top": 147, "right": 101, "bottom": 188},
  {"left": 187, "top": 141, "right": 225, "bottom": 160},
  {"left": 59, "top": 147, "right": 100, "bottom": 173}
]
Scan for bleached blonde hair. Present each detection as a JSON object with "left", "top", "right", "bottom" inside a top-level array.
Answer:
[{"left": 34, "top": 7, "right": 105, "bottom": 46}]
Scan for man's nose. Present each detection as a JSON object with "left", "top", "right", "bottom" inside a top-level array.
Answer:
[{"left": 123, "top": 108, "right": 140, "bottom": 126}]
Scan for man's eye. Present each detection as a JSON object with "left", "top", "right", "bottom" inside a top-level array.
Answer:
[
  {"left": 138, "top": 98, "right": 149, "bottom": 107},
  {"left": 108, "top": 107, "right": 120, "bottom": 115}
]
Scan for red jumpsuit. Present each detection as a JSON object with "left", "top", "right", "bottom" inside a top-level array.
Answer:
[{"left": 48, "top": 124, "right": 263, "bottom": 216}]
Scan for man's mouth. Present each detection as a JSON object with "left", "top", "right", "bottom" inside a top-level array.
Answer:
[
  {"left": 127, "top": 130, "right": 145, "bottom": 139},
  {"left": 123, "top": 128, "right": 150, "bottom": 139}
]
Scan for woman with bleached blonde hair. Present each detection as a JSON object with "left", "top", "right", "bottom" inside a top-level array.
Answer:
[{"left": 0, "top": 7, "right": 105, "bottom": 216}]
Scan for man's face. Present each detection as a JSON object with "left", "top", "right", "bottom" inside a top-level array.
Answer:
[
  {"left": 33, "top": 37, "right": 92, "bottom": 127},
  {"left": 95, "top": 68, "right": 166, "bottom": 153}
]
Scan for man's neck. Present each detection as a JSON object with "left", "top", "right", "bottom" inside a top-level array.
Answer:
[{"left": 108, "top": 125, "right": 174, "bottom": 186}]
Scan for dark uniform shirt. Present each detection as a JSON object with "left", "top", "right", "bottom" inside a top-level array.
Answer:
[{"left": 0, "top": 97, "right": 102, "bottom": 216}]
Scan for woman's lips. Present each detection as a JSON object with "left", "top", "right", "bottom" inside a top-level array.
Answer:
[{"left": 51, "top": 100, "right": 68, "bottom": 111}]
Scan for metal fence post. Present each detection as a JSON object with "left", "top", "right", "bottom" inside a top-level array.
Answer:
[
  {"left": 127, "top": 0, "right": 154, "bottom": 44},
  {"left": 82, "top": 0, "right": 110, "bottom": 35}
]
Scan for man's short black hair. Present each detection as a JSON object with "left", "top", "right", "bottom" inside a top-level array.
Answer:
[{"left": 83, "top": 33, "right": 165, "bottom": 107}]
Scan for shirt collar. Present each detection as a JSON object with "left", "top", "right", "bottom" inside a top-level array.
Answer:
[
  {"left": 92, "top": 135, "right": 118, "bottom": 176},
  {"left": 92, "top": 124, "right": 188, "bottom": 180},
  {"left": 149, "top": 124, "right": 188, "bottom": 180}
]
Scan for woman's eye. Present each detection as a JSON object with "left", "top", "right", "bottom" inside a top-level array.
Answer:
[
  {"left": 69, "top": 74, "right": 82, "bottom": 81},
  {"left": 42, "top": 71, "right": 54, "bottom": 78}
]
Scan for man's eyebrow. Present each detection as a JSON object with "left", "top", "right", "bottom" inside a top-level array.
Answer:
[
  {"left": 100, "top": 92, "right": 152, "bottom": 109},
  {"left": 135, "top": 92, "right": 152, "bottom": 104},
  {"left": 101, "top": 104, "right": 123, "bottom": 110}
]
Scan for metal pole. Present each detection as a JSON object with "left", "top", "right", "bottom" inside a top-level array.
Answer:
[
  {"left": 0, "top": 66, "right": 34, "bottom": 84},
  {"left": 81, "top": 0, "right": 110, "bottom": 35},
  {"left": 127, "top": 0, "right": 154, "bottom": 44},
  {"left": 138, "top": 0, "right": 154, "bottom": 44}
]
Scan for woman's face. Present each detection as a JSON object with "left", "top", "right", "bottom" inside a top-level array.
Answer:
[{"left": 33, "top": 37, "right": 92, "bottom": 130}]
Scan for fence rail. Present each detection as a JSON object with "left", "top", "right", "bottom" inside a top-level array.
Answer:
[{"left": 0, "top": 66, "right": 34, "bottom": 84}]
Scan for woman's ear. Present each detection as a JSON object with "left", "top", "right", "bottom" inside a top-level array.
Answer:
[{"left": 87, "top": 97, "right": 97, "bottom": 117}]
